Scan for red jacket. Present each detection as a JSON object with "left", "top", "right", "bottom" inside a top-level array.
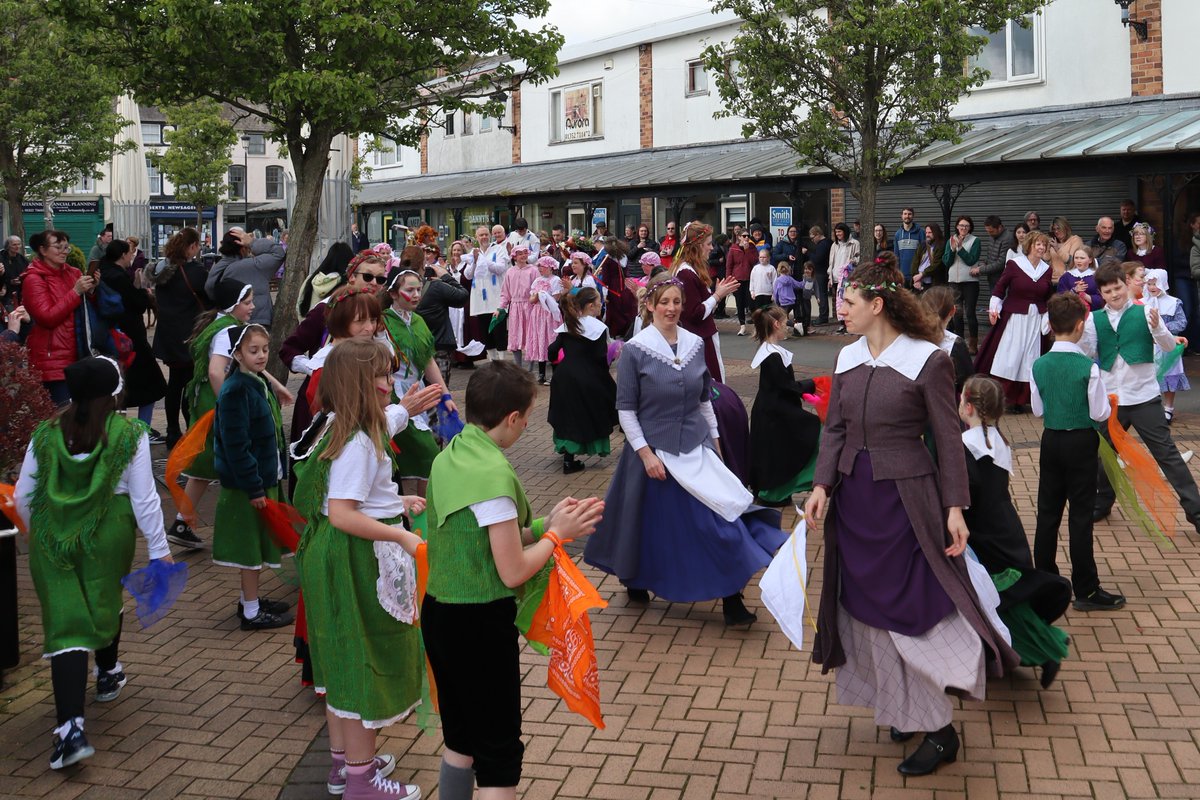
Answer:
[
  {"left": 725, "top": 244, "right": 755, "bottom": 282},
  {"left": 23, "top": 259, "right": 83, "bottom": 382}
]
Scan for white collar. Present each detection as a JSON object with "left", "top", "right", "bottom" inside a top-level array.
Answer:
[
  {"left": 1145, "top": 291, "right": 1180, "bottom": 318},
  {"left": 835, "top": 333, "right": 939, "bottom": 381},
  {"left": 939, "top": 329, "right": 959, "bottom": 354},
  {"left": 387, "top": 307, "right": 413, "bottom": 324},
  {"left": 554, "top": 315, "right": 608, "bottom": 340},
  {"left": 751, "top": 342, "right": 793, "bottom": 369},
  {"left": 1008, "top": 249, "right": 1049, "bottom": 282},
  {"left": 627, "top": 323, "right": 703, "bottom": 371},
  {"left": 675, "top": 261, "right": 696, "bottom": 276},
  {"left": 1049, "top": 340, "right": 1087, "bottom": 357},
  {"left": 1066, "top": 267, "right": 1094, "bottom": 279},
  {"left": 962, "top": 426, "right": 1013, "bottom": 474}
]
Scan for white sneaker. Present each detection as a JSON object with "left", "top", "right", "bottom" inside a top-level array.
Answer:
[{"left": 737, "top": 325, "right": 745, "bottom": 336}]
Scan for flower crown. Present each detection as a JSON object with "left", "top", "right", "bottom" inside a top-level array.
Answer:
[
  {"left": 847, "top": 279, "right": 899, "bottom": 293},
  {"left": 327, "top": 285, "right": 380, "bottom": 308},
  {"left": 1131, "top": 222, "right": 1156, "bottom": 237},
  {"left": 347, "top": 250, "right": 386, "bottom": 277}
]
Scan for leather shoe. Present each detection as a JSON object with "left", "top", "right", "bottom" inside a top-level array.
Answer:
[
  {"left": 1039, "top": 660, "right": 1061, "bottom": 689},
  {"left": 626, "top": 587, "right": 650, "bottom": 604},
  {"left": 890, "top": 727, "right": 914, "bottom": 743},
  {"left": 1092, "top": 506, "right": 1111, "bottom": 522},
  {"left": 897, "top": 725, "right": 959, "bottom": 776}
]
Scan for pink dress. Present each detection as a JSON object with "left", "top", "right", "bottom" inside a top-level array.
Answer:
[
  {"left": 499, "top": 263, "right": 539, "bottom": 354},
  {"left": 525, "top": 275, "right": 560, "bottom": 361}
]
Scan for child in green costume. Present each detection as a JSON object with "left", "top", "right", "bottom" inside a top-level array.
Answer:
[
  {"left": 293, "top": 338, "right": 443, "bottom": 799},
  {"left": 423, "top": 361, "right": 605, "bottom": 800},
  {"left": 213, "top": 324, "right": 294, "bottom": 630},
  {"left": 14, "top": 356, "right": 173, "bottom": 770},
  {"left": 383, "top": 268, "right": 456, "bottom": 496}
]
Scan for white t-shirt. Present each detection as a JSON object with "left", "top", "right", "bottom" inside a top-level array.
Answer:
[
  {"left": 507, "top": 230, "right": 540, "bottom": 257},
  {"left": 469, "top": 497, "right": 518, "bottom": 526},
  {"left": 209, "top": 315, "right": 236, "bottom": 359},
  {"left": 321, "top": 405, "right": 411, "bottom": 517}
]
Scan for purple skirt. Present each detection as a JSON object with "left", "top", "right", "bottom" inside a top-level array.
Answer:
[{"left": 834, "top": 450, "right": 954, "bottom": 635}]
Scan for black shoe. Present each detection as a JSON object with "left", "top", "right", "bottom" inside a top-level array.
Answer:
[
  {"left": 237, "top": 597, "right": 291, "bottom": 620},
  {"left": 147, "top": 428, "right": 168, "bottom": 446},
  {"left": 240, "top": 609, "right": 293, "bottom": 630},
  {"left": 49, "top": 721, "right": 95, "bottom": 770},
  {"left": 722, "top": 593, "right": 757, "bottom": 629},
  {"left": 562, "top": 455, "right": 585, "bottom": 475},
  {"left": 890, "top": 727, "right": 914, "bottom": 743},
  {"left": 165, "top": 431, "right": 182, "bottom": 450},
  {"left": 1092, "top": 506, "right": 1111, "bottom": 523},
  {"left": 96, "top": 668, "right": 127, "bottom": 702},
  {"left": 626, "top": 587, "right": 651, "bottom": 604},
  {"left": 167, "top": 519, "right": 207, "bottom": 549},
  {"left": 1072, "top": 588, "right": 1126, "bottom": 611},
  {"left": 1039, "top": 660, "right": 1061, "bottom": 689},
  {"left": 897, "top": 724, "right": 959, "bottom": 776}
]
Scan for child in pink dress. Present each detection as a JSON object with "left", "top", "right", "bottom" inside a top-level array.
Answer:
[
  {"left": 528, "top": 255, "right": 564, "bottom": 384},
  {"left": 496, "top": 245, "right": 538, "bottom": 367}
]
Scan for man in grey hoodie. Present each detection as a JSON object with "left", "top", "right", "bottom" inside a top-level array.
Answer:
[{"left": 205, "top": 229, "right": 286, "bottom": 327}]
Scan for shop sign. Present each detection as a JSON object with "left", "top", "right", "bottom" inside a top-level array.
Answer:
[
  {"left": 563, "top": 85, "right": 593, "bottom": 142},
  {"left": 151, "top": 201, "right": 216, "bottom": 218},
  {"left": 769, "top": 206, "right": 792, "bottom": 243},
  {"left": 591, "top": 207, "right": 607, "bottom": 229},
  {"left": 21, "top": 199, "right": 100, "bottom": 214}
]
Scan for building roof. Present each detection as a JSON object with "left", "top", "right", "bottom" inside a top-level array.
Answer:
[
  {"left": 355, "top": 95, "right": 1200, "bottom": 208},
  {"left": 555, "top": 9, "right": 741, "bottom": 65}
]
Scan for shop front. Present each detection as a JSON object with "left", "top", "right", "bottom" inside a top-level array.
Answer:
[
  {"left": 149, "top": 201, "right": 217, "bottom": 258},
  {"left": 21, "top": 199, "right": 106, "bottom": 248}
]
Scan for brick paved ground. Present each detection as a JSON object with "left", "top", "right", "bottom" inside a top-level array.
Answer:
[{"left": 4, "top": 330, "right": 1200, "bottom": 799}]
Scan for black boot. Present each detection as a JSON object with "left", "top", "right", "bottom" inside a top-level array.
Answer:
[
  {"left": 890, "top": 727, "right": 914, "bottom": 743},
  {"left": 721, "top": 593, "right": 757, "bottom": 629},
  {"left": 626, "top": 587, "right": 650, "bottom": 603},
  {"left": 562, "top": 454, "right": 585, "bottom": 474},
  {"left": 1039, "top": 660, "right": 1061, "bottom": 689},
  {"left": 538, "top": 362, "right": 547, "bottom": 385},
  {"left": 897, "top": 724, "right": 959, "bottom": 776}
]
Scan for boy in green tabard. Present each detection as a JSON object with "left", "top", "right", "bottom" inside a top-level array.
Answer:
[
  {"left": 421, "top": 361, "right": 604, "bottom": 800},
  {"left": 1031, "top": 293, "right": 1120, "bottom": 612}
]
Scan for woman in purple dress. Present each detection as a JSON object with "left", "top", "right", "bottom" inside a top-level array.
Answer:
[{"left": 805, "top": 261, "right": 1018, "bottom": 777}]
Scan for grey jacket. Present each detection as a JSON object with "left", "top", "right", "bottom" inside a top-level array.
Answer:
[
  {"left": 979, "top": 228, "right": 1017, "bottom": 280},
  {"left": 205, "top": 238, "right": 286, "bottom": 326},
  {"left": 1191, "top": 233, "right": 1200, "bottom": 280}
]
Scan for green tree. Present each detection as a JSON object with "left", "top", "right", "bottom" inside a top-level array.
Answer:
[
  {"left": 0, "top": 0, "right": 129, "bottom": 241},
  {"left": 54, "top": 0, "right": 563, "bottom": 371},
  {"left": 703, "top": 0, "right": 1047, "bottom": 262},
  {"left": 152, "top": 99, "right": 238, "bottom": 227}
]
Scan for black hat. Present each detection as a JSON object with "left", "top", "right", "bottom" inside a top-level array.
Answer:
[
  {"left": 213, "top": 279, "right": 251, "bottom": 313},
  {"left": 64, "top": 356, "right": 123, "bottom": 402},
  {"left": 227, "top": 323, "right": 269, "bottom": 353}
]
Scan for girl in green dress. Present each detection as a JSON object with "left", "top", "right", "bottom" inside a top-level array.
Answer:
[
  {"left": 14, "top": 356, "right": 173, "bottom": 770},
  {"left": 293, "top": 338, "right": 443, "bottom": 799},
  {"left": 382, "top": 268, "right": 458, "bottom": 496},
  {"left": 213, "top": 324, "right": 294, "bottom": 630}
]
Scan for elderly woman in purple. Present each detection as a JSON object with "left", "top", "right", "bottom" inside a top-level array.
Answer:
[{"left": 805, "top": 261, "right": 1018, "bottom": 776}]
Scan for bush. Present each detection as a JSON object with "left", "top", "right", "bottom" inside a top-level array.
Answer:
[
  {"left": 66, "top": 243, "right": 86, "bottom": 272},
  {"left": 0, "top": 340, "right": 56, "bottom": 481}
]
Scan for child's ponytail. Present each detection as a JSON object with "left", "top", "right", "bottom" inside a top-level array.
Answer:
[{"left": 962, "top": 374, "right": 1007, "bottom": 449}]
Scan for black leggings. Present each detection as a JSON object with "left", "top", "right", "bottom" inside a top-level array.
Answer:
[
  {"left": 164, "top": 361, "right": 192, "bottom": 438},
  {"left": 51, "top": 616, "right": 122, "bottom": 724},
  {"left": 733, "top": 283, "right": 752, "bottom": 325},
  {"left": 950, "top": 282, "right": 980, "bottom": 338}
]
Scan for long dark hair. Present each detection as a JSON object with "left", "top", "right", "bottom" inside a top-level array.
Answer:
[
  {"left": 55, "top": 395, "right": 119, "bottom": 455},
  {"left": 164, "top": 227, "right": 201, "bottom": 266},
  {"left": 561, "top": 287, "right": 601, "bottom": 337}
]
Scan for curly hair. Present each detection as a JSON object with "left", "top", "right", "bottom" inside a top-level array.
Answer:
[
  {"left": 672, "top": 221, "right": 713, "bottom": 286},
  {"left": 844, "top": 262, "right": 941, "bottom": 344}
]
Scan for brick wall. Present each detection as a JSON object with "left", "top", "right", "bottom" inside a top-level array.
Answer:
[
  {"left": 830, "top": 188, "right": 845, "bottom": 225},
  {"left": 639, "top": 43, "right": 653, "bottom": 149},
  {"left": 511, "top": 87, "right": 522, "bottom": 165},
  {"left": 1130, "top": 0, "right": 1163, "bottom": 97},
  {"left": 419, "top": 133, "right": 428, "bottom": 175},
  {"left": 640, "top": 197, "right": 655, "bottom": 227}
]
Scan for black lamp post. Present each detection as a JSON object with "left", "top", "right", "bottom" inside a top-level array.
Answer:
[{"left": 1114, "top": 0, "right": 1149, "bottom": 41}]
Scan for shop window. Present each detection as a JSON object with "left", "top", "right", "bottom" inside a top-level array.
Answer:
[
  {"left": 970, "top": 15, "right": 1040, "bottom": 86},
  {"left": 228, "top": 165, "right": 246, "bottom": 199},
  {"left": 686, "top": 60, "right": 709, "bottom": 96},
  {"left": 265, "top": 166, "right": 284, "bottom": 199},
  {"left": 245, "top": 133, "right": 266, "bottom": 155},
  {"left": 146, "top": 157, "right": 162, "bottom": 195},
  {"left": 141, "top": 123, "right": 163, "bottom": 145},
  {"left": 550, "top": 81, "right": 603, "bottom": 143}
]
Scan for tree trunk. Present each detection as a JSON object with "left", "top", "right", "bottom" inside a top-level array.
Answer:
[
  {"left": 2, "top": 175, "right": 24, "bottom": 243},
  {"left": 857, "top": 180, "right": 877, "bottom": 267},
  {"left": 267, "top": 130, "right": 332, "bottom": 379},
  {"left": 196, "top": 205, "right": 203, "bottom": 228}
]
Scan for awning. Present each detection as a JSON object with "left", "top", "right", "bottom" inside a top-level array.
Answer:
[{"left": 355, "top": 96, "right": 1200, "bottom": 208}]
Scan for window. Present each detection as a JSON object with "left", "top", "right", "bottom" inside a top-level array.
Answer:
[
  {"left": 374, "top": 137, "right": 398, "bottom": 166},
  {"left": 265, "top": 165, "right": 284, "bottom": 199},
  {"left": 445, "top": 113, "right": 455, "bottom": 136},
  {"left": 463, "top": 112, "right": 474, "bottom": 136},
  {"left": 970, "top": 15, "right": 1039, "bottom": 85},
  {"left": 141, "top": 123, "right": 163, "bottom": 145},
  {"left": 244, "top": 133, "right": 266, "bottom": 155},
  {"left": 146, "top": 157, "right": 162, "bottom": 195},
  {"left": 686, "top": 59, "right": 708, "bottom": 95},
  {"left": 67, "top": 175, "right": 95, "bottom": 193},
  {"left": 480, "top": 115, "right": 492, "bottom": 133},
  {"left": 550, "top": 81, "right": 603, "bottom": 144},
  {"left": 228, "top": 165, "right": 246, "bottom": 199}
]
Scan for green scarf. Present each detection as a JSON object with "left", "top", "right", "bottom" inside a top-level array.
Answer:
[
  {"left": 382, "top": 308, "right": 435, "bottom": 382},
  {"left": 428, "top": 423, "right": 532, "bottom": 530},
  {"left": 29, "top": 413, "right": 145, "bottom": 569},
  {"left": 186, "top": 314, "right": 238, "bottom": 406}
]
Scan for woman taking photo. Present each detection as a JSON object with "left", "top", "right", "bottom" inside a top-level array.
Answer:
[
  {"left": 584, "top": 275, "right": 786, "bottom": 628},
  {"left": 1047, "top": 217, "right": 1084, "bottom": 280},
  {"left": 152, "top": 228, "right": 210, "bottom": 449},
  {"left": 805, "top": 261, "right": 1018, "bottom": 777}
]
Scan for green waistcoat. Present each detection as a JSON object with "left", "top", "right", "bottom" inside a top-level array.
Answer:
[
  {"left": 382, "top": 309, "right": 434, "bottom": 383},
  {"left": 1032, "top": 351, "right": 1096, "bottom": 431},
  {"left": 1093, "top": 305, "right": 1154, "bottom": 371}
]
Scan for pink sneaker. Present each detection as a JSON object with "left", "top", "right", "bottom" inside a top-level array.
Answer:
[
  {"left": 343, "top": 762, "right": 420, "bottom": 799},
  {"left": 327, "top": 755, "right": 396, "bottom": 795}
]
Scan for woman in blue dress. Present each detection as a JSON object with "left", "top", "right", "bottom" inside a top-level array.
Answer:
[{"left": 583, "top": 275, "right": 786, "bottom": 628}]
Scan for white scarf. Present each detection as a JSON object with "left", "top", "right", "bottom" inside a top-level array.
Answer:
[
  {"left": 962, "top": 425, "right": 1013, "bottom": 474},
  {"left": 751, "top": 341, "right": 793, "bottom": 369}
]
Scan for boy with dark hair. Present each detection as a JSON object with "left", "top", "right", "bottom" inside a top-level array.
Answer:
[
  {"left": 1083, "top": 262, "right": 1200, "bottom": 536},
  {"left": 1032, "top": 293, "right": 1120, "bottom": 610}
]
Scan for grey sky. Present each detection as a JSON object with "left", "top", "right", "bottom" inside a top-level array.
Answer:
[{"left": 516, "top": 0, "right": 715, "bottom": 44}]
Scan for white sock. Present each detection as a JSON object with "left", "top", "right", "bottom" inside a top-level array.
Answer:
[
  {"left": 1165, "top": 405, "right": 1174, "bottom": 413},
  {"left": 174, "top": 513, "right": 185, "bottom": 522},
  {"left": 242, "top": 598, "right": 260, "bottom": 619},
  {"left": 102, "top": 661, "right": 124, "bottom": 676},
  {"left": 54, "top": 717, "right": 83, "bottom": 739}
]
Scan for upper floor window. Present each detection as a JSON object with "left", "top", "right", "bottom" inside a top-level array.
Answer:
[
  {"left": 67, "top": 175, "right": 95, "bottom": 194},
  {"left": 373, "top": 136, "right": 398, "bottom": 166},
  {"left": 244, "top": 133, "right": 266, "bottom": 155},
  {"left": 445, "top": 113, "right": 456, "bottom": 136},
  {"left": 463, "top": 112, "right": 474, "bottom": 136},
  {"left": 480, "top": 115, "right": 493, "bottom": 133},
  {"left": 265, "top": 165, "right": 284, "bottom": 199},
  {"left": 550, "top": 81, "right": 603, "bottom": 144},
  {"left": 970, "top": 15, "right": 1040, "bottom": 86},
  {"left": 141, "top": 123, "right": 163, "bottom": 145},
  {"left": 686, "top": 59, "right": 709, "bottom": 96},
  {"left": 228, "top": 165, "right": 246, "bottom": 199},
  {"left": 146, "top": 157, "right": 162, "bottom": 195}
]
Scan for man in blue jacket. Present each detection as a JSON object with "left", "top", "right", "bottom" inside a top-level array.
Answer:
[{"left": 894, "top": 207, "right": 922, "bottom": 284}]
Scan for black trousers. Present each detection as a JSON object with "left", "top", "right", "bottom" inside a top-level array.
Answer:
[
  {"left": 814, "top": 269, "right": 832, "bottom": 323},
  {"left": 51, "top": 616, "right": 121, "bottom": 725},
  {"left": 949, "top": 281, "right": 980, "bottom": 338},
  {"left": 732, "top": 283, "right": 752, "bottom": 325},
  {"left": 792, "top": 299, "right": 810, "bottom": 330},
  {"left": 1034, "top": 429, "right": 1100, "bottom": 599},
  {"left": 163, "top": 362, "right": 191, "bottom": 439},
  {"left": 422, "top": 596, "right": 523, "bottom": 788},
  {"left": 1095, "top": 398, "right": 1200, "bottom": 526}
]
